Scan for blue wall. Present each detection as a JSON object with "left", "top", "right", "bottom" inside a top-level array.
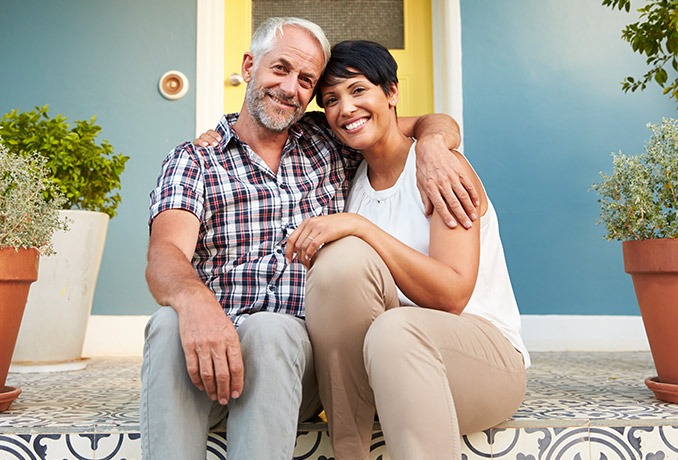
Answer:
[
  {"left": 0, "top": 0, "right": 197, "bottom": 315},
  {"left": 460, "top": 1, "right": 676, "bottom": 315},
  {"left": 2, "top": 1, "right": 674, "bottom": 317}
]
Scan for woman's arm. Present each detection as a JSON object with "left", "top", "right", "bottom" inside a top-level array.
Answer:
[{"left": 286, "top": 151, "right": 487, "bottom": 314}]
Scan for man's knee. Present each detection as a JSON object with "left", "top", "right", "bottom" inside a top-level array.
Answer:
[
  {"left": 145, "top": 307, "right": 180, "bottom": 344},
  {"left": 238, "top": 313, "right": 312, "bottom": 367}
]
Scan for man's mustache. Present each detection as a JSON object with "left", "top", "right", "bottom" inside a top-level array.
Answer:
[{"left": 265, "top": 89, "right": 301, "bottom": 109}]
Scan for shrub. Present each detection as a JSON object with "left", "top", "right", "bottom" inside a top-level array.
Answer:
[
  {"left": 0, "top": 105, "right": 129, "bottom": 218},
  {"left": 0, "top": 139, "right": 68, "bottom": 254},
  {"left": 592, "top": 118, "right": 678, "bottom": 240}
]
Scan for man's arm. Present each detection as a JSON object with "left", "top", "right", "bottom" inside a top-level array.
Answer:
[
  {"left": 146, "top": 209, "right": 243, "bottom": 405},
  {"left": 195, "top": 114, "right": 478, "bottom": 228},
  {"left": 398, "top": 114, "right": 479, "bottom": 229}
]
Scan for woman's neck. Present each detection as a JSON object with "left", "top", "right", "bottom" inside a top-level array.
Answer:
[{"left": 361, "top": 128, "right": 414, "bottom": 191}]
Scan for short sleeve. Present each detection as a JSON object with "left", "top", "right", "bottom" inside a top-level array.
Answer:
[{"left": 149, "top": 142, "right": 205, "bottom": 228}]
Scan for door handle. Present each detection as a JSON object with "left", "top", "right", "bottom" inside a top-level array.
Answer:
[{"left": 227, "top": 73, "right": 244, "bottom": 86}]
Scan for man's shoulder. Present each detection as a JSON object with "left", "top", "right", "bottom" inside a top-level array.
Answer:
[{"left": 295, "top": 111, "right": 333, "bottom": 137}]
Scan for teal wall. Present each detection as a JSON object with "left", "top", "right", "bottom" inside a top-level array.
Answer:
[
  {"left": 460, "top": 1, "right": 676, "bottom": 315},
  {"left": 0, "top": 0, "right": 197, "bottom": 315},
  {"left": 2, "top": 1, "right": 674, "bottom": 317}
]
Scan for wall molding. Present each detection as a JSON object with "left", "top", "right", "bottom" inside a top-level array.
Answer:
[
  {"left": 83, "top": 314, "right": 649, "bottom": 357},
  {"left": 431, "top": 0, "right": 464, "bottom": 149},
  {"left": 195, "top": 0, "right": 225, "bottom": 136}
]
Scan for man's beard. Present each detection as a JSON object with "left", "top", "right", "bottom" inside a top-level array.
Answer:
[{"left": 245, "top": 77, "right": 304, "bottom": 133}]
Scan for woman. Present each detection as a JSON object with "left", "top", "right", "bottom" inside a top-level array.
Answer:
[{"left": 284, "top": 40, "right": 530, "bottom": 460}]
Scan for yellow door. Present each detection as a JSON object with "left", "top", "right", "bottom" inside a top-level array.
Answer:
[{"left": 223, "top": 0, "right": 433, "bottom": 117}]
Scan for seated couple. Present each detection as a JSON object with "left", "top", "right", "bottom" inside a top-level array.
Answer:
[{"left": 142, "top": 17, "right": 529, "bottom": 460}]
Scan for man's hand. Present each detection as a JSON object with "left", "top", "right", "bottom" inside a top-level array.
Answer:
[
  {"left": 176, "top": 299, "right": 243, "bottom": 405},
  {"left": 146, "top": 210, "right": 243, "bottom": 405},
  {"left": 414, "top": 135, "right": 480, "bottom": 229},
  {"left": 401, "top": 114, "right": 479, "bottom": 229},
  {"left": 193, "top": 129, "right": 222, "bottom": 148}
]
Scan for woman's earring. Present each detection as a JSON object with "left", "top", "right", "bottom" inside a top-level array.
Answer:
[{"left": 390, "top": 100, "right": 396, "bottom": 105}]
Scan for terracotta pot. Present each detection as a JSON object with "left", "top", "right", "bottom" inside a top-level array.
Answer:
[
  {"left": 0, "top": 247, "right": 39, "bottom": 411},
  {"left": 623, "top": 239, "right": 678, "bottom": 402}
]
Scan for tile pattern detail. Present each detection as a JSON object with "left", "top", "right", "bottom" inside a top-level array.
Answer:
[{"left": 1, "top": 353, "right": 678, "bottom": 459}]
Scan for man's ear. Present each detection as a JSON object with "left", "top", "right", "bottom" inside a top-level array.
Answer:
[{"left": 242, "top": 52, "right": 255, "bottom": 83}]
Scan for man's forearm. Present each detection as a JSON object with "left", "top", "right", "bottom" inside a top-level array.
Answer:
[
  {"left": 146, "top": 241, "right": 215, "bottom": 313},
  {"left": 412, "top": 113, "right": 461, "bottom": 150}
]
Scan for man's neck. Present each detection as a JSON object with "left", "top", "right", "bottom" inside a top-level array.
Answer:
[{"left": 232, "top": 106, "right": 290, "bottom": 174}]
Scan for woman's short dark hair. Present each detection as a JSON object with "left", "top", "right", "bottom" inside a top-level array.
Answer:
[{"left": 316, "top": 40, "right": 398, "bottom": 108}]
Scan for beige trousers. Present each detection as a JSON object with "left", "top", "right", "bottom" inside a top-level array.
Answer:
[{"left": 305, "top": 236, "right": 526, "bottom": 460}]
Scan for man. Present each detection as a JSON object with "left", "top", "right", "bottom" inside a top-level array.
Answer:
[{"left": 141, "top": 17, "right": 475, "bottom": 460}]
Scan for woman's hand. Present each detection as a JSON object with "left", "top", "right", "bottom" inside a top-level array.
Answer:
[
  {"left": 193, "top": 129, "right": 222, "bottom": 148},
  {"left": 285, "top": 214, "right": 366, "bottom": 268}
]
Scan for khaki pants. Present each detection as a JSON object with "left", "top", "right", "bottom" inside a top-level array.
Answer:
[{"left": 306, "top": 236, "right": 526, "bottom": 460}]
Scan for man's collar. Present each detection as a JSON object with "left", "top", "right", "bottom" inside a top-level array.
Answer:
[{"left": 220, "top": 112, "right": 305, "bottom": 147}]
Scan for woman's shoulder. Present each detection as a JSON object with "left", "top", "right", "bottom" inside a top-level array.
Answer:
[{"left": 450, "top": 150, "right": 488, "bottom": 217}]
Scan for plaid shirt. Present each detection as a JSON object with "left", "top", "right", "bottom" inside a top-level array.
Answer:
[{"left": 149, "top": 112, "right": 360, "bottom": 327}]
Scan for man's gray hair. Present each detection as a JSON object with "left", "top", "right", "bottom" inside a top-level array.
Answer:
[{"left": 250, "top": 17, "right": 331, "bottom": 68}]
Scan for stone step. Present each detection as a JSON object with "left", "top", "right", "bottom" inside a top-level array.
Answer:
[{"left": 1, "top": 353, "right": 677, "bottom": 459}]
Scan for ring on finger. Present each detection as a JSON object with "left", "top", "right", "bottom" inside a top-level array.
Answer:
[{"left": 306, "top": 236, "right": 314, "bottom": 241}]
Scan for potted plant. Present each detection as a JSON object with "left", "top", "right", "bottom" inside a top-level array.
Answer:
[
  {"left": 0, "top": 106, "right": 129, "bottom": 371},
  {"left": 0, "top": 138, "right": 67, "bottom": 410},
  {"left": 591, "top": 117, "right": 678, "bottom": 403}
]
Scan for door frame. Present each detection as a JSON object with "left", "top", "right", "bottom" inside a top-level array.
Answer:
[{"left": 194, "top": 0, "right": 464, "bottom": 143}]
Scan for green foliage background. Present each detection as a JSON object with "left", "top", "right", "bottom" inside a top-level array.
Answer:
[
  {"left": 603, "top": 0, "right": 678, "bottom": 107},
  {"left": 0, "top": 106, "right": 129, "bottom": 218}
]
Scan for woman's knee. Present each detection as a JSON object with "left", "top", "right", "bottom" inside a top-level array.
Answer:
[
  {"left": 307, "top": 236, "right": 382, "bottom": 294},
  {"left": 363, "top": 308, "right": 420, "bottom": 365}
]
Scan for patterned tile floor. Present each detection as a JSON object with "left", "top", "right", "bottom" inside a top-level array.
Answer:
[{"left": 0, "top": 352, "right": 677, "bottom": 459}]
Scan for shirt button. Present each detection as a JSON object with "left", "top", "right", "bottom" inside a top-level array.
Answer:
[
  {"left": 275, "top": 247, "right": 282, "bottom": 254},
  {"left": 268, "top": 285, "right": 275, "bottom": 293}
]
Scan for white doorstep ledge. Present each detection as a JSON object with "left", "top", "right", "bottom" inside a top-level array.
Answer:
[{"left": 82, "top": 314, "right": 650, "bottom": 358}]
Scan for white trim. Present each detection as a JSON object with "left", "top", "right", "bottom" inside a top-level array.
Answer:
[
  {"left": 82, "top": 314, "right": 650, "bottom": 357},
  {"left": 83, "top": 315, "right": 151, "bottom": 357},
  {"left": 431, "top": 0, "right": 464, "bottom": 150},
  {"left": 522, "top": 315, "right": 649, "bottom": 352},
  {"left": 195, "top": 0, "right": 225, "bottom": 136}
]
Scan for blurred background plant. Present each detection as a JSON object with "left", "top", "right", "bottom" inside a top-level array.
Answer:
[
  {"left": 603, "top": 0, "right": 678, "bottom": 108},
  {"left": 0, "top": 106, "right": 129, "bottom": 218}
]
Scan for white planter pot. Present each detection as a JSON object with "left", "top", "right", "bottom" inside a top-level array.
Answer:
[{"left": 10, "top": 210, "right": 109, "bottom": 372}]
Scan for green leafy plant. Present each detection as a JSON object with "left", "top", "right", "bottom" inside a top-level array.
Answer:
[
  {"left": 0, "top": 138, "right": 69, "bottom": 254},
  {"left": 602, "top": 0, "right": 678, "bottom": 107},
  {"left": 592, "top": 118, "right": 678, "bottom": 240},
  {"left": 0, "top": 105, "right": 129, "bottom": 218}
]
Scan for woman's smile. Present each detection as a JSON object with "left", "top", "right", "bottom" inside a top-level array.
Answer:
[{"left": 343, "top": 117, "right": 369, "bottom": 132}]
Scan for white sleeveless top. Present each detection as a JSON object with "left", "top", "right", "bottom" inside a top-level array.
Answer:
[{"left": 345, "top": 143, "right": 530, "bottom": 367}]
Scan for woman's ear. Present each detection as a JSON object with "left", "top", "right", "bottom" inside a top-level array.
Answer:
[{"left": 388, "top": 83, "right": 400, "bottom": 108}]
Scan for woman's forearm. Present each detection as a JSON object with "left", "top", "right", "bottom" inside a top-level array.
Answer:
[{"left": 352, "top": 217, "right": 474, "bottom": 313}]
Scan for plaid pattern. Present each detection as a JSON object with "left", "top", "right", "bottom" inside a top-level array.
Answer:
[{"left": 150, "top": 112, "right": 360, "bottom": 327}]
